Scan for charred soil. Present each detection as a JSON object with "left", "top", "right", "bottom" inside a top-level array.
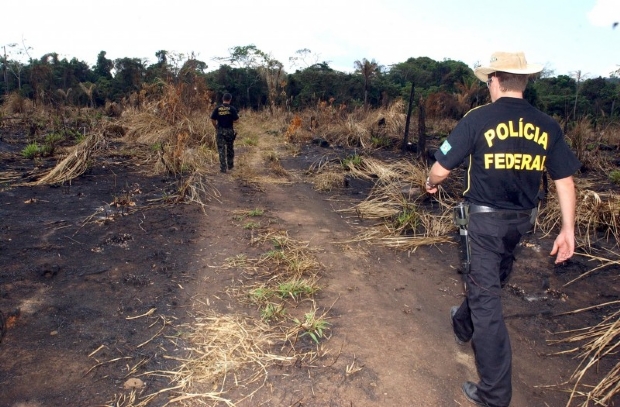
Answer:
[{"left": 0, "top": 130, "right": 619, "bottom": 407}]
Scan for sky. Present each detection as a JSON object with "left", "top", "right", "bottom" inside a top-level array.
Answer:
[{"left": 3, "top": 0, "right": 620, "bottom": 78}]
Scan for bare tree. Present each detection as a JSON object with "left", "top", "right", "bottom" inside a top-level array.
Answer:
[
  {"left": 569, "top": 70, "right": 589, "bottom": 120},
  {"left": 289, "top": 48, "right": 320, "bottom": 70}
]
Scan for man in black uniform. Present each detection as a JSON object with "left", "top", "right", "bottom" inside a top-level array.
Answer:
[
  {"left": 210, "top": 93, "right": 239, "bottom": 173},
  {"left": 425, "top": 52, "right": 581, "bottom": 407}
]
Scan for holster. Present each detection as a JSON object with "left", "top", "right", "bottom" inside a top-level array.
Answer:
[{"left": 453, "top": 202, "right": 471, "bottom": 275}]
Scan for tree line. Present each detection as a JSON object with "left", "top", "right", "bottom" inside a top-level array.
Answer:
[{"left": 1, "top": 44, "right": 619, "bottom": 123}]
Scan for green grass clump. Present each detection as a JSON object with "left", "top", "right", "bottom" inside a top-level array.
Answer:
[
  {"left": 276, "top": 278, "right": 318, "bottom": 300},
  {"left": 371, "top": 136, "right": 391, "bottom": 148},
  {"left": 342, "top": 154, "right": 362, "bottom": 169},
  {"left": 243, "top": 221, "right": 260, "bottom": 230},
  {"left": 248, "top": 208, "right": 264, "bottom": 216},
  {"left": 294, "top": 308, "right": 330, "bottom": 344},
  {"left": 395, "top": 206, "right": 419, "bottom": 231},
  {"left": 22, "top": 142, "right": 41, "bottom": 159},
  {"left": 260, "top": 303, "right": 286, "bottom": 321},
  {"left": 609, "top": 170, "right": 620, "bottom": 185}
]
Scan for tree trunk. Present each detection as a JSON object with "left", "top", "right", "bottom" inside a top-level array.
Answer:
[
  {"left": 402, "top": 81, "right": 415, "bottom": 150},
  {"left": 3, "top": 46, "right": 8, "bottom": 95},
  {"left": 417, "top": 96, "right": 426, "bottom": 160}
]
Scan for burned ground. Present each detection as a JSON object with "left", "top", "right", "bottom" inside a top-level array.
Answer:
[{"left": 1, "top": 126, "right": 619, "bottom": 407}]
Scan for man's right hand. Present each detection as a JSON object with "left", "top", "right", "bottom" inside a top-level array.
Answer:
[{"left": 550, "top": 229, "right": 575, "bottom": 264}]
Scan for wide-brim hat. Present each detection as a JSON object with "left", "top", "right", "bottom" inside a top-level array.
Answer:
[{"left": 474, "top": 52, "right": 543, "bottom": 82}]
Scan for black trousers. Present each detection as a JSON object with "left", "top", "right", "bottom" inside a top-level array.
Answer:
[{"left": 452, "top": 212, "right": 532, "bottom": 407}]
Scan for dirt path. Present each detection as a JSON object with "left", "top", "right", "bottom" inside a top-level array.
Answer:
[
  {"left": 0, "top": 125, "right": 608, "bottom": 407},
  {"left": 180, "top": 131, "right": 580, "bottom": 406}
]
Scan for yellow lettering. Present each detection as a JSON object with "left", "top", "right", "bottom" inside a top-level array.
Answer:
[
  {"left": 484, "top": 154, "right": 494, "bottom": 169},
  {"left": 483, "top": 153, "right": 546, "bottom": 170},
  {"left": 524, "top": 123, "right": 535, "bottom": 140},
  {"left": 530, "top": 155, "right": 541, "bottom": 170},
  {"left": 513, "top": 153, "right": 522, "bottom": 169},
  {"left": 486, "top": 121, "right": 552, "bottom": 150},
  {"left": 497, "top": 123, "right": 509, "bottom": 140},
  {"left": 509, "top": 121, "right": 519, "bottom": 137},
  {"left": 495, "top": 153, "right": 506, "bottom": 169},
  {"left": 505, "top": 154, "right": 515, "bottom": 169},
  {"left": 484, "top": 130, "right": 496, "bottom": 147},
  {"left": 538, "top": 132, "right": 548, "bottom": 150}
]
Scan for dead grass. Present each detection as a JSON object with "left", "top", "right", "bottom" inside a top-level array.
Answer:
[
  {"left": 24, "top": 133, "right": 107, "bottom": 186},
  {"left": 335, "top": 155, "right": 457, "bottom": 250},
  {"left": 548, "top": 305, "right": 620, "bottom": 407},
  {"left": 144, "top": 229, "right": 325, "bottom": 406},
  {"left": 159, "top": 313, "right": 298, "bottom": 406},
  {"left": 10, "top": 100, "right": 616, "bottom": 406},
  {"left": 176, "top": 170, "right": 222, "bottom": 211},
  {"left": 536, "top": 179, "right": 620, "bottom": 250},
  {"left": 111, "top": 313, "right": 307, "bottom": 407},
  {"left": 313, "top": 171, "right": 346, "bottom": 192},
  {"left": 251, "top": 229, "right": 322, "bottom": 278}
]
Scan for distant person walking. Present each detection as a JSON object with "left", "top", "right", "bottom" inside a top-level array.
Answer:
[
  {"left": 425, "top": 51, "right": 580, "bottom": 407},
  {"left": 210, "top": 93, "right": 239, "bottom": 173}
]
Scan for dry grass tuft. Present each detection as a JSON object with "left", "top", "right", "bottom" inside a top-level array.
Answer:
[
  {"left": 176, "top": 170, "right": 222, "bottom": 212},
  {"left": 251, "top": 230, "right": 321, "bottom": 279},
  {"left": 313, "top": 171, "right": 346, "bottom": 192},
  {"left": 27, "top": 133, "right": 107, "bottom": 186},
  {"left": 1, "top": 92, "right": 34, "bottom": 114},
  {"left": 131, "top": 313, "right": 301, "bottom": 407},
  {"left": 336, "top": 156, "right": 456, "bottom": 249},
  {"left": 537, "top": 180, "right": 620, "bottom": 250},
  {"left": 548, "top": 306, "right": 620, "bottom": 407}
]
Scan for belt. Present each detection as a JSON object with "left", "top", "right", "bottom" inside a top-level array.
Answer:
[{"left": 468, "top": 204, "right": 533, "bottom": 220}]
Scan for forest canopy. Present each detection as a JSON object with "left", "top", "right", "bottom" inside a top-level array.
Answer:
[{"left": 1, "top": 44, "right": 619, "bottom": 122}]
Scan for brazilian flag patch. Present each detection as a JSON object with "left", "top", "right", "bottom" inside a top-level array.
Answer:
[{"left": 440, "top": 140, "right": 452, "bottom": 155}]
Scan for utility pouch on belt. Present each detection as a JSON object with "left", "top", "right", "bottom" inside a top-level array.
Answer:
[{"left": 453, "top": 202, "right": 471, "bottom": 274}]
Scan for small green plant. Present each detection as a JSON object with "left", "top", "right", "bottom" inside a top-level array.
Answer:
[
  {"left": 261, "top": 302, "right": 286, "bottom": 321},
  {"left": 21, "top": 142, "right": 41, "bottom": 159},
  {"left": 293, "top": 308, "right": 330, "bottom": 344},
  {"left": 395, "top": 206, "right": 419, "bottom": 231},
  {"left": 224, "top": 254, "right": 248, "bottom": 267},
  {"left": 39, "top": 144, "right": 54, "bottom": 156},
  {"left": 243, "top": 221, "right": 260, "bottom": 230},
  {"left": 248, "top": 286, "right": 275, "bottom": 303},
  {"left": 262, "top": 249, "right": 285, "bottom": 262},
  {"left": 45, "top": 132, "right": 64, "bottom": 144},
  {"left": 277, "top": 278, "right": 318, "bottom": 300},
  {"left": 342, "top": 154, "right": 362, "bottom": 169},
  {"left": 248, "top": 208, "right": 264, "bottom": 217},
  {"left": 609, "top": 170, "right": 620, "bottom": 185},
  {"left": 270, "top": 235, "right": 289, "bottom": 250},
  {"left": 371, "top": 136, "right": 391, "bottom": 148}
]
